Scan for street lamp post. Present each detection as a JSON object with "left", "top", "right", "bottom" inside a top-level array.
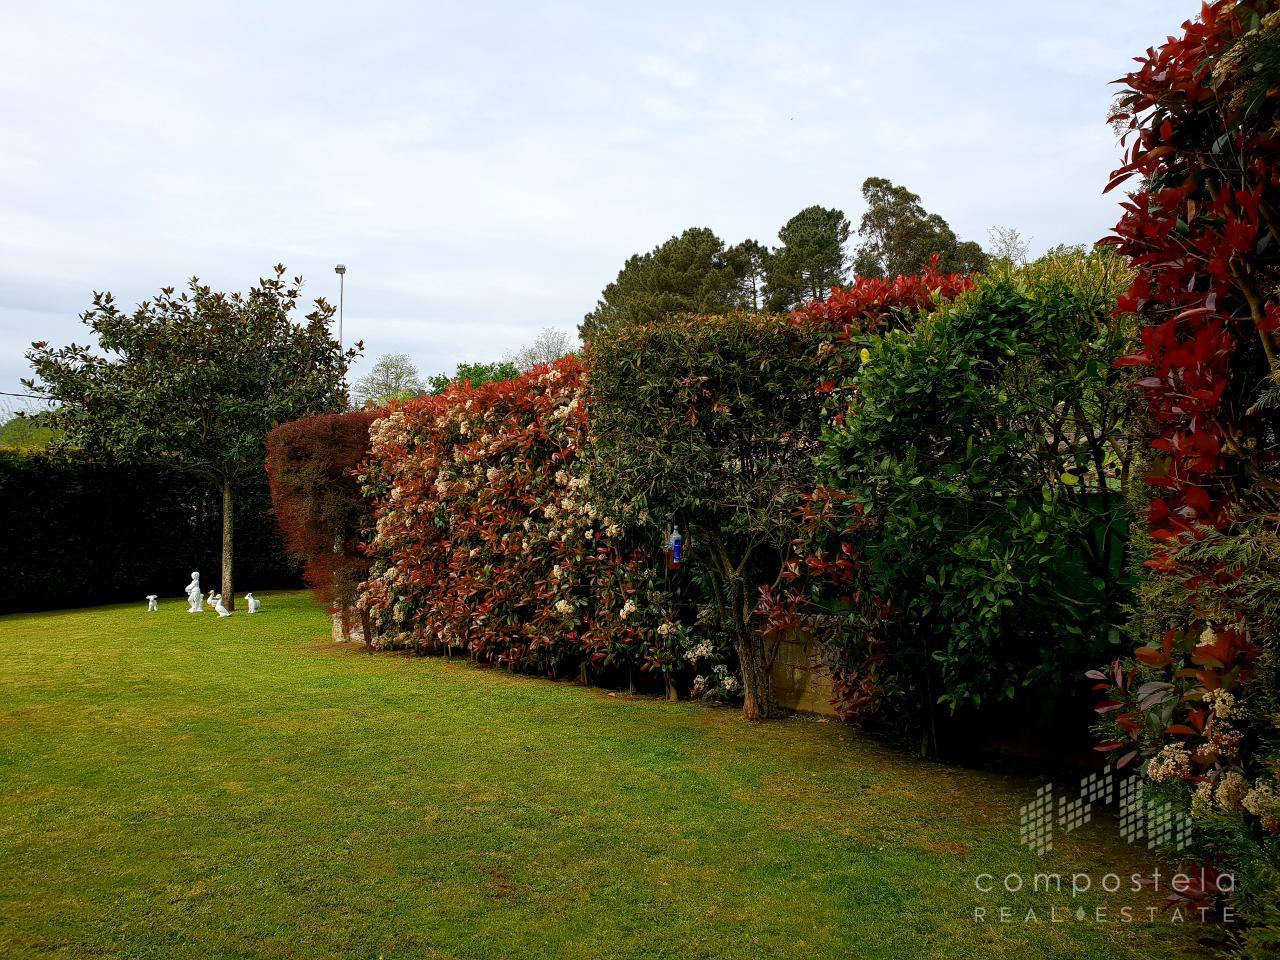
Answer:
[{"left": 334, "top": 263, "right": 346, "bottom": 347}]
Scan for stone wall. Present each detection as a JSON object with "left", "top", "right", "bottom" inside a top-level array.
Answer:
[{"left": 769, "top": 629, "right": 837, "bottom": 717}]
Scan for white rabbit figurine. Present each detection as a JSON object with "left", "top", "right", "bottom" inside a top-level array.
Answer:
[
  {"left": 146, "top": 595, "right": 158, "bottom": 612},
  {"left": 245, "top": 593, "right": 261, "bottom": 614}
]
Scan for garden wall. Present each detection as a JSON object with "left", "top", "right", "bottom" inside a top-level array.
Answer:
[{"left": 769, "top": 630, "right": 838, "bottom": 716}]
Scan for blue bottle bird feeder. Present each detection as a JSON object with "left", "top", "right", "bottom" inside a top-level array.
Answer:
[{"left": 665, "top": 526, "right": 683, "bottom": 569}]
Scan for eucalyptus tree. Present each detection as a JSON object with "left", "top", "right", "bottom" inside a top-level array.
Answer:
[{"left": 853, "top": 176, "right": 987, "bottom": 277}]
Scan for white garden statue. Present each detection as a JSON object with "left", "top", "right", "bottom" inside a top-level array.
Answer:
[
  {"left": 146, "top": 595, "right": 158, "bottom": 612},
  {"left": 205, "top": 589, "right": 217, "bottom": 610},
  {"left": 245, "top": 593, "right": 261, "bottom": 614},
  {"left": 185, "top": 573, "right": 203, "bottom": 613},
  {"left": 214, "top": 594, "right": 231, "bottom": 617}
]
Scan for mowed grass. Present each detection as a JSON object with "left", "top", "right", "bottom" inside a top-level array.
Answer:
[{"left": 0, "top": 592, "right": 1209, "bottom": 959}]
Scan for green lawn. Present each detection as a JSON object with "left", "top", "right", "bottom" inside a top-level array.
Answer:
[{"left": 0, "top": 592, "right": 1208, "bottom": 959}]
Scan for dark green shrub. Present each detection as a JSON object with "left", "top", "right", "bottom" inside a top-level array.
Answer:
[
  {"left": 808, "top": 250, "right": 1139, "bottom": 740},
  {"left": 588, "top": 312, "right": 824, "bottom": 719}
]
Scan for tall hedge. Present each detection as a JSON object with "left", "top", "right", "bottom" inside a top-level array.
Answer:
[
  {"left": 0, "top": 451, "right": 299, "bottom": 613},
  {"left": 788, "top": 252, "right": 1139, "bottom": 750},
  {"left": 358, "top": 356, "right": 684, "bottom": 686}
]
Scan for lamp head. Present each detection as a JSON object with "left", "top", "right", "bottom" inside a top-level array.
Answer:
[{"left": 334, "top": 264, "right": 346, "bottom": 275}]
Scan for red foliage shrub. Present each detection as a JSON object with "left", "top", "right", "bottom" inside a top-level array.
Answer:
[
  {"left": 1091, "top": 2, "right": 1280, "bottom": 933},
  {"left": 789, "top": 257, "right": 973, "bottom": 338},
  {"left": 266, "top": 410, "right": 378, "bottom": 627},
  {"left": 1103, "top": 2, "right": 1277, "bottom": 547},
  {"left": 1094, "top": 0, "right": 1277, "bottom": 749}
]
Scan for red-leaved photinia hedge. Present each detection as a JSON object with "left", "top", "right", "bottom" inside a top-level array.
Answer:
[
  {"left": 1094, "top": 0, "right": 1278, "bottom": 787},
  {"left": 1104, "top": 1, "right": 1277, "bottom": 551},
  {"left": 1092, "top": 0, "right": 1280, "bottom": 936},
  {"left": 357, "top": 356, "right": 680, "bottom": 682},
  {"left": 788, "top": 256, "right": 974, "bottom": 339},
  {"left": 353, "top": 266, "right": 974, "bottom": 710}
]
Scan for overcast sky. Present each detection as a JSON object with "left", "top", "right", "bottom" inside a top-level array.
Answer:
[{"left": 1, "top": 1, "right": 1186, "bottom": 401}]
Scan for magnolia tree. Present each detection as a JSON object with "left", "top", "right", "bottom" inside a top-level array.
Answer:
[
  {"left": 25, "top": 266, "right": 358, "bottom": 608},
  {"left": 587, "top": 313, "right": 823, "bottom": 720},
  {"left": 265, "top": 410, "right": 377, "bottom": 640}
]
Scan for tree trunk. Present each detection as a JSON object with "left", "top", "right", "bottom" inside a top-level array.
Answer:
[
  {"left": 221, "top": 480, "right": 235, "bottom": 611},
  {"left": 710, "top": 541, "right": 779, "bottom": 721},
  {"left": 359, "top": 606, "right": 374, "bottom": 650},
  {"left": 332, "top": 536, "right": 346, "bottom": 638},
  {"left": 736, "top": 626, "right": 778, "bottom": 721},
  {"left": 665, "top": 674, "right": 679, "bottom": 702}
]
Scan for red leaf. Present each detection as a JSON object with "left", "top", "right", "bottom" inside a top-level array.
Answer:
[{"left": 1135, "top": 646, "right": 1171, "bottom": 667}]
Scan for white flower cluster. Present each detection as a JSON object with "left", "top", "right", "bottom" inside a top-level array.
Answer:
[
  {"left": 684, "top": 638, "right": 715, "bottom": 662},
  {"left": 1201, "top": 688, "right": 1240, "bottom": 720},
  {"left": 533, "top": 420, "right": 619, "bottom": 547},
  {"left": 691, "top": 662, "right": 741, "bottom": 700},
  {"left": 1215, "top": 770, "right": 1250, "bottom": 811},
  {"left": 1243, "top": 780, "right": 1278, "bottom": 824},
  {"left": 550, "top": 397, "right": 580, "bottom": 421},
  {"left": 1191, "top": 779, "right": 1214, "bottom": 818},
  {"left": 1146, "top": 744, "right": 1192, "bottom": 784}
]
